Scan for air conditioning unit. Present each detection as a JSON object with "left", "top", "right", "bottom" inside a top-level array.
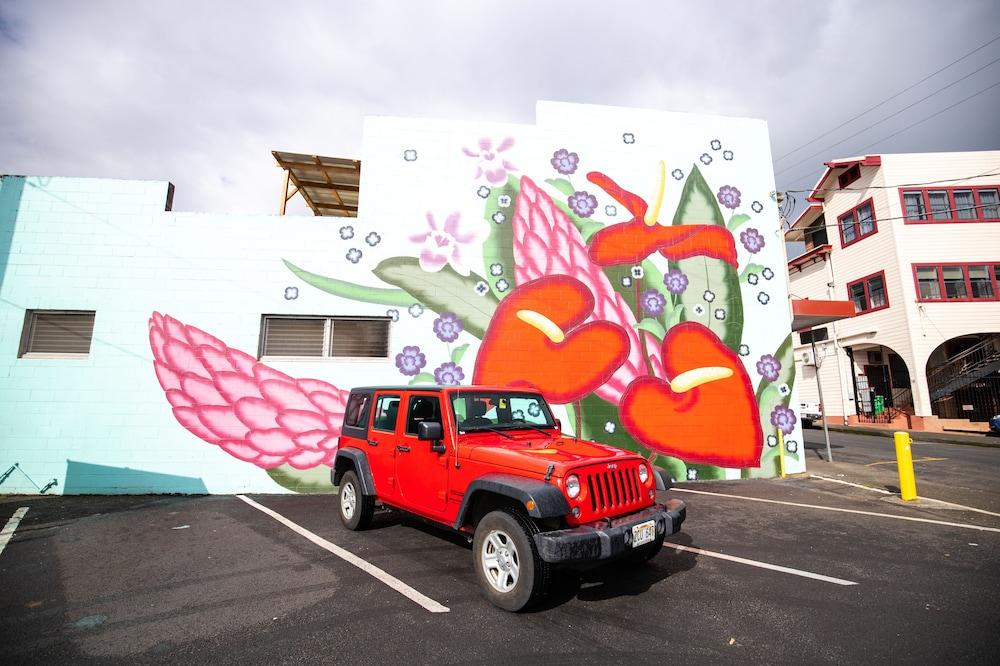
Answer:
[{"left": 800, "top": 350, "right": 815, "bottom": 366}]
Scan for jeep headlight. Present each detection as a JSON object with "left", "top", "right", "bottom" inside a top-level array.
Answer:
[
  {"left": 566, "top": 474, "right": 581, "bottom": 499},
  {"left": 638, "top": 464, "right": 649, "bottom": 484}
]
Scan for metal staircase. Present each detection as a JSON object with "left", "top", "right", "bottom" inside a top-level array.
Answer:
[{"left": 927, "top": 335, "right": 1000, "bottom": 403}]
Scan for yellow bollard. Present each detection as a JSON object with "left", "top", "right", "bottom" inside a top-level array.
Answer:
[
  {"left": 776, "top": 429, "right": 787, "bottom": 479},
  {"left": 893, "top": 431, "right": 918, "bottom": 501}
]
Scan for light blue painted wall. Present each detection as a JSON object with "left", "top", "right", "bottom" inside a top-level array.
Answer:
[{"left": 0, "top": 175, "right": 409, "bottom": 494}]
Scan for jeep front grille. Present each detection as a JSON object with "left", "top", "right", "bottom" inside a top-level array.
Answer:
[{"left": 585, "top": 466, "right": 642, "bottom": 514}]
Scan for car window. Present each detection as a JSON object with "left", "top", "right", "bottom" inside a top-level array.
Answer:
[
  {"left": 405, "top": 395, "right": 441, "bottom": 435},
  {"left": 371, "top": 395, "right": 401, "bottom": 433},
  {"left": 451, "top": 392, "right": 554, "bottom": 430},
  {"left": 344, "top": 392, "right": 370, "bottom": 428}
]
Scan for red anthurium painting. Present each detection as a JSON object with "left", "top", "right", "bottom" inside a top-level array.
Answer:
[
  {"left": 473, "top": 275, "right": 631, "bottom": 404},
  {"left": 620, "top": 322, "right": 762, "bottom": 467},
  {"left": 586, "top": 169, "right": 737, "bottom": 267}
]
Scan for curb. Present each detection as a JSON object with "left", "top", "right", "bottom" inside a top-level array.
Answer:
[{"left": 812, "top": 424, "right": 1000, "bottom": 449}]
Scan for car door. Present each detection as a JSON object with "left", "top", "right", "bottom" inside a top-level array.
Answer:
[
  {"left": 395, "top": 393, "right": 449, "bottom": 514},
  {"left": 367, "top": 392, "right": 402, "bottom": 502}
]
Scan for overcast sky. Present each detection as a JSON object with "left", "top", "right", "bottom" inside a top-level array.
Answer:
[{"left": 1, "top": 1, "right": 998, "bottom": 218}]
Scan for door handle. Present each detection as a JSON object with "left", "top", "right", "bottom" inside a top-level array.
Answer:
[
  {"left": 367, "top": 439, "right": 378, "bottom": 446},
  {"left": 396, "top": 445, "right": 411, "bottom": 453}
]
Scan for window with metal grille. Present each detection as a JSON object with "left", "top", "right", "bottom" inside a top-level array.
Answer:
[
  {"left": 19, "top": 310, "right": 96, "bottom": 357},
  {"left": 259, "top": 315, "right": 390, "bottom": 359}
]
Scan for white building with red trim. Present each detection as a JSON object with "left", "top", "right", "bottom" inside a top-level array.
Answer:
[{"left": 785, "top": 150, "right": 1000, "bottom": 432}]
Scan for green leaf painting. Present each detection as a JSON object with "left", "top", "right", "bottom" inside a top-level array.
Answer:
[
  {"left": 482, "top": 174, "right": 520, "bottom": 299},
  {"left": 635, "top": 317, "right": 667, "bottom": 341},
  {"left": 450, "top": 343, "right": 470, "bottom": 364},
  {"left": 408, "top": 372, "right": 436, "bottom": 385},
  {"left": 373, "top": 257, "right": 498, "bottom": 339},
  {"left": 267, "top": 464, "right": 334, "bottom": 493},
  {"left": 669, "top": 165, "right": 744, "bottom": 351},
  {"left": 740, "top": 262, "right": 766, "bottom": 283},
  {"left": 726, "top": 213, "right": 751, "bottom": 231},
  {"left": 544, "top": 177, "right": 576, "bottom": 197},
  {"left": 749, "top": 333, "right": 797, "bottom": 478},
  {"left": 283, "top": 259, "right": 412, "bottom": 306}
]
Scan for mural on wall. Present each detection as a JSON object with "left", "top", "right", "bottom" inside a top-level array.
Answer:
[{"left": 151, "top": 110, "right": 801, "bottom": 491}]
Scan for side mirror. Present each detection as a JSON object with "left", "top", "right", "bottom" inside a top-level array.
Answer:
[
  {"left": 417, "top": 421, "right": 446, "bottom": 453},
  {"left": 554, "top": 418, "right": 562, "bottom": 432}
]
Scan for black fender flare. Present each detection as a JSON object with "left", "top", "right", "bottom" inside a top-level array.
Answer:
[
  {"left": 653, "top": 466, "right": 673, "bottom": 491},
  {"left": 332, "top": 448, "right": 376, "bottom": 496},
  {"left": 453, "top": 473, "right": 571, "bottom": 530}
]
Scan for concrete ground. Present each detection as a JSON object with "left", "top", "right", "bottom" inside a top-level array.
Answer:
[{"left": 2, "top": 433, "right": 999, "bottom": 664}]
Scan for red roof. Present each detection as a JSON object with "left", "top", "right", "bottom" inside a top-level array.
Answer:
[{"left": 806, "top": 155, "right": 881, "bottom": 202}]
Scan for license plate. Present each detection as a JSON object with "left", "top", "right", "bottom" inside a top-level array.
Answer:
[{"left": 631, "top": 519, "right": 655, "bottom": 547}]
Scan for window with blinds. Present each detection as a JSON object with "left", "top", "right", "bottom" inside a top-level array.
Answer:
[
  {"left": 19, "top": 310, "right": 96, "bottom": 357},
  {"left": 260, "top": 316, "right": 390, "bottom": 359}
]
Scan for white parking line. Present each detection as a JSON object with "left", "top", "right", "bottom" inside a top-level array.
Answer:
[
  {"left": 808, "top": 474, "right": 891, "bottom": 494},
  {"left": 673, "top": 488, "right": 1000, "bottom": 533},
  {"left": 236, "top": 495, "right": 449, "bottom": 613},
  {"left": 0, "top": 507, "right": 29, "bottom": 557},
  {"left": 662, "top": 542, "right": 857, "bottom": 586},
  {"left": 809, "top": 474, "right": 1000, "bottom": 518}
]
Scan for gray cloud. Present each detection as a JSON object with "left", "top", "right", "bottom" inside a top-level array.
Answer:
[{"left": 1, "top": 0, "right": 997, "bottom": 215}]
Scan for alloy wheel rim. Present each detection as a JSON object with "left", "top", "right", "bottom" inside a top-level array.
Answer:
[
  {"left": 342, "top": 482, "right": 356, "bottom": 519},
  {"left": 482, "top": 529, "right": 520, "bottom": 593}
]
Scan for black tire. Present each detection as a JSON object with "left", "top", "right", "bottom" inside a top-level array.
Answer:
[
  {"left": 338, "top": 470, "right": 374, "bottom": 530},
  {"left": 473, "top": 509, "right": 551, "bottom": 612}
]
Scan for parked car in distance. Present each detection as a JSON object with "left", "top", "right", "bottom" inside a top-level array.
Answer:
[
  {"left": 989, "top": 414, "right": 1000, "bottom": 435},
  {"left": 800, "top": 400, "right": 822, "bottom": 428},
  {"left": 333, "top": 385, "right": 686, "bottom": 611}
]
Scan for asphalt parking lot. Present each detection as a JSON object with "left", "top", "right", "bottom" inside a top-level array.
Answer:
[{"left": 2, "top": 459, "right": 1000, "bottom": 664}]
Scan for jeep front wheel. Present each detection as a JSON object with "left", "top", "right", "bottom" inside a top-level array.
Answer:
[
  {"left": 473, "top": 509, "right": 551, "bottom": 612},
  {"left": 338, "top": 470, "right": 374, "bottom": 530}
]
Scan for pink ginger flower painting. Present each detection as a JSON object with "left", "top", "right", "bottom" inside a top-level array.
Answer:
[
  {"left": 511, "top": 175, "right": 663, "bottom": 404},
  {"left": 149, "top": 312, "right": 347, "bottom": 470},
  {"left": 462, "top": 136, "right": 517, "bottom": 184},
  {"left": 409, "top": 211, "right": 489, "bottom": 276}
]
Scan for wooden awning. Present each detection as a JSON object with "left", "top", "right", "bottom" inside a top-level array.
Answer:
[
  {"left": 791, "top": 299, "right": 856, "bottom": 332},
  {"left": 273, "top": 151, "right": 360, "bottom": 217}
]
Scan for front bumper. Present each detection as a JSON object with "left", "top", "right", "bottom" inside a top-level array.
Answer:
[{"left": 533, "top": 499, "right": 686, "bottom": 564}]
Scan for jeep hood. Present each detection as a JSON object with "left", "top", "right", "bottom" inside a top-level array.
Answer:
[{"left": 462, "top": 433, "right": 638, "bottom": 476}]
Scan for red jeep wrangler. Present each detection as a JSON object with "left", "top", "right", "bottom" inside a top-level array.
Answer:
[{"left": 333, "top": 385, "right": 686, "bottom": 611}]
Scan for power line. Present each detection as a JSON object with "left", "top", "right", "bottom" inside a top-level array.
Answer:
[
  {"left": 784, "top": 168, "right": 1000, "bottom": 195},
  {"left": 774, "top": 33, "right": 1000, "bottom": 163},
  {"left": 774, "top": 57, "right": 1000, "bottom": 178},
  {"left": 780, "top": 79, "right": 1000, "bottom": 190}
]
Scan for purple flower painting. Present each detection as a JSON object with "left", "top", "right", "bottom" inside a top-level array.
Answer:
[
  {"left": 740, "top": 228, "right": 765, "bottom": 253},
  {"left": 770, "top": 405, "right": 796, "bottom": 435},
  {"left": 462, "top": 137, "right": 517, "bottom": 184},
  {"left": 568, "top": 191, "right": 598, "bottom": 218},
  {"left": 756, "top": 354, "right": 781, "bottom": 382},
  {"left": 550, "top": 148, "right": 580, "bottom": 175},
  {"left": 395, "top": 346, "right": 427, "bottom": 376},
  {"left": 640, "top": 289, "right": 667, "bottom": 316},
  {"left": 433, "top": 362, "right": 465, "bottom": 386},
  {"left": 433, "top": 312, "right": 463, "bottom": 342},
  {"left": 663, "top": 268, "right": 689, "bottom": 295},
  {"left": 716, "top": 185, "right": 742, "bottom": 210}
]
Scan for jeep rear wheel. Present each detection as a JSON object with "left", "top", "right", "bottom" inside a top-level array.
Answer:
[
  {"left": 473, "top": 509, "right": 551, "bottom": 612},
  {"left": 338, "top": 470, "right": 374, "bottom": 530}
]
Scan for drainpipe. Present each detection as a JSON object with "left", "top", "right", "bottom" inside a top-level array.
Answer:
[{"left": 826, "top": 251, "right": 852, "bottom": 425}]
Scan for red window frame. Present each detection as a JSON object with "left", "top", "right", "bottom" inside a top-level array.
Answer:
[
  {"left": 837, "top": 198, "right": 878, "bottom": 248},
  {"left": 911, "top": 262, "right": 1000, "bottom": 303},
  {"left": 899, "top": 185, "right": 1000, "bottom": 224},
  {"left": 846, "top": 270, "right": 890, "bottom": 315},
  {"left": 838, "top": 164, "right": 861, "bottom": 189}
]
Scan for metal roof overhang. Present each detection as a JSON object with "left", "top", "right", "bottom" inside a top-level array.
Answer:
[
  {"left": 791, "top": 299, "right": 856, "bottom": 332},
  {"left": 273, "top": 151, "right": 361, "bottom": 217}
]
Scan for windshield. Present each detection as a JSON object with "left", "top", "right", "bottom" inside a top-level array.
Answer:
[{"left": 450, "top": 391, "right": 556, "bottom": 432}]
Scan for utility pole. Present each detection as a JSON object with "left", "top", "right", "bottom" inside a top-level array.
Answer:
[{"left": 810, "top": 334, "right": 834, "bottom": 462}]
